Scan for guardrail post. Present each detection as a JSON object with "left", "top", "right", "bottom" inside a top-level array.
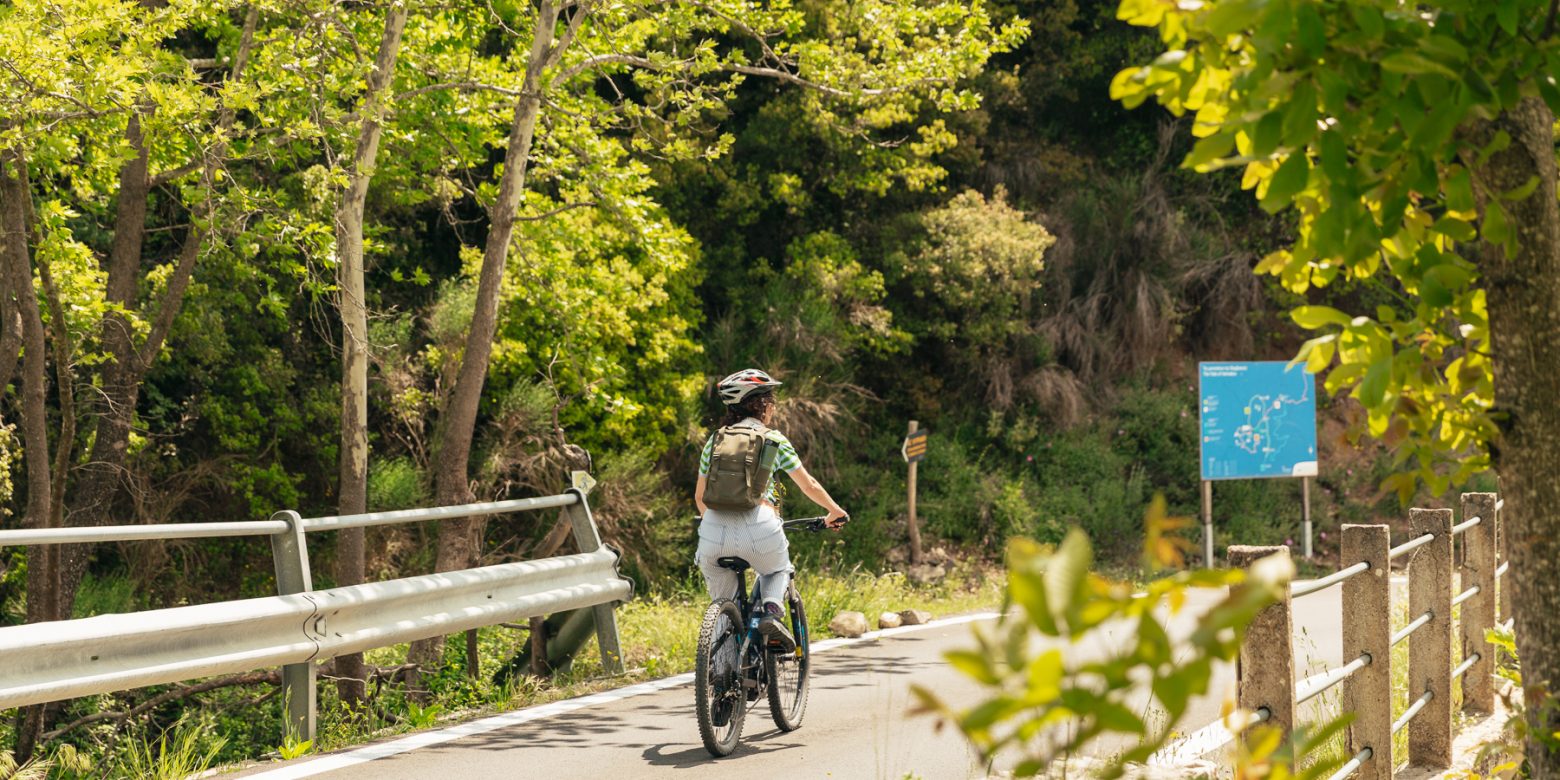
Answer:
[
  {"left": 563, "top": 489, "right": 625, "bottom": 675},
  {"left": 1407, "top": 508, "right": 1452, "bottom": 769},
  {"left": 1495, "top": 498, "right": 1511, "bottom": 631},
  {"left": 1342, "top": 524, "right": 1391, "bottom": 780},
  {"left": 1459, "top": 493, "right": 1497, "bottom": 714},
  {"left": 269, "top": 510, "right": 316, "bottom": 743},
  {"left": 1228, "top": 545, "right": 1295, "bottom": 740}
]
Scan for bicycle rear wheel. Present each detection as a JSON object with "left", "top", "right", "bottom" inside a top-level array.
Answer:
[
  {"left": 695, "top": 599, "right": 746, "bottom": 756},
  {"left": 766, "top": 586, "right": 810, "bottom": 731}
]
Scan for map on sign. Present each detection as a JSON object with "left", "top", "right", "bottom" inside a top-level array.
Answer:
[{"left": 1199, "top": 361, "right": 1318, "bottom": 480}]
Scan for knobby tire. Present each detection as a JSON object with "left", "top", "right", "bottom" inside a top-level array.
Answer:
[
  {"left": 766, "top": 586, "right": 810, "bottom": 731},
  {"left": 695, "top": 599, "right": 746, "bottom": 756}
]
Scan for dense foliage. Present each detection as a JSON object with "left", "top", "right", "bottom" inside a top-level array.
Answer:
[{"left": 0, "top": 0, "right": 1513, "bottom": 771}]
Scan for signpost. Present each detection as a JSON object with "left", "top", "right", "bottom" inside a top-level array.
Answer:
[
  {"left": 902, "top": 422, "right": 928, "bottom": 565},
  {"left": 1198, "top": 361, "right": 1319, "bottom": 565}
]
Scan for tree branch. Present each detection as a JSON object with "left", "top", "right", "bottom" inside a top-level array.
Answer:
[
  {"left": 1546, "top": 0, "right": 1559, "bottom": 40},
  {"left": 40, "top": 669, "right": 285, "bottom": 742},
  {"left": 133, "top": 227, "right": 203, "bottom": 374},
  {"left": 552, "top": 52, "right": 946, "bottom": 100},
  {"left": 394, "top": 81, "right": 523, "bottom": 102},
  {"left": 515, "top": 200, "right": 597, "bottom": 221}
]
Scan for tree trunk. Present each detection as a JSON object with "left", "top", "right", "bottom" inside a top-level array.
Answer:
[
  {"left": 409, "top": 0, "right": 560, "bottom": 671},
  {"left": 0, "top": 254, "right": 20, "bottom": 394},
  {"left": 333, "top": 4, "right": 409, "bottom": 709},
  {"left": 1472, "top": 96, "right": 1560, "bottom": 777},
  {"left": 55, "top": 110, "right": 153, "bottom": 615},
  {"left": 56, "top": 5, "right": 258, "bottom": 617},
  {"left": 2, "top": 147, "right": 58, "bottom": 761}
]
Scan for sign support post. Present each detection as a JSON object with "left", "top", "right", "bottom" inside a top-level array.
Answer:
[
  {"left": 1202, "top": 480, "right": 1214, "bottom": 567},
  {"left": 905, "top": 420, "right": 923, "bottom": 566},
  {"left": 1302, "top": 476, "right": 1313, "bottom": 559}
]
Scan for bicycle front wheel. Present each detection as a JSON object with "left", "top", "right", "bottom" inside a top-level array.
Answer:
[
  {"left": 766, "top": 586, "right": 810, "bottom": 731},
  {"left": 695, "top": 599, "right": 746, "bottom": 756}
]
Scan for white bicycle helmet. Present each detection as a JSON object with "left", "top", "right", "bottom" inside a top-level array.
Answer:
[{"left": 717, "top": 368, "right": 782, "bottom": 406}]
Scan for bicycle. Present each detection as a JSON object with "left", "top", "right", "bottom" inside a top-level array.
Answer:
[{"left": 693, "top": 514, "right": 843, "bottom": 757}]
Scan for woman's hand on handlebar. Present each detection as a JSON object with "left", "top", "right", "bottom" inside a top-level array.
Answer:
[{"left": 825, "top": 508, "right": 849, "bottom": 530}]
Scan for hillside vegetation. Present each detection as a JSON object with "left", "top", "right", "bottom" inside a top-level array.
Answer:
[{"left": 0, "top": 0, "right": 1497, "bottom": 770}]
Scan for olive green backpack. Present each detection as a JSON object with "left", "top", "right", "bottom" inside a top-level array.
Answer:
[{"left": 704, "top": 424, "right": 779, "bottom": 511}]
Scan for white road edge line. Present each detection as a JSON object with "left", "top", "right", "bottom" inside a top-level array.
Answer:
[{"left": 240, "top": 611, "right": 1002, "bottom": 780}]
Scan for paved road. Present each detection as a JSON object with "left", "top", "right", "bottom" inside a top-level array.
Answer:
[
  {"left": 233, "top": 583, "right": 1360, "bottom": 780},
  {"left": 237, "top": 615, "right": 1003, "bottom": 780}
]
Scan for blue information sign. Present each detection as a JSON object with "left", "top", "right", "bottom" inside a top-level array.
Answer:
[{"left": 1199, "top": 361, "right": 1318, "bottom": 481}]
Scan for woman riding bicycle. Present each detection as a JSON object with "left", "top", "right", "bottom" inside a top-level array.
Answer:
[{"left": 695, "top": 369, "right": 847, "bottom": 651}]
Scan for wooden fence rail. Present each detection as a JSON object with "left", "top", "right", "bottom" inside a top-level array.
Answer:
[{"left": 1232, "top": 492, "right": 1510, "bottom": 779}]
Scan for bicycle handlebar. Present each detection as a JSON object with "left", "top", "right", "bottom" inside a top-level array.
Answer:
[
  {"left": 690, "top": 514, "right": 848, "bottom": 531},
  {"left": 782, "top": 515, "right": 847, "bottom": 531}
]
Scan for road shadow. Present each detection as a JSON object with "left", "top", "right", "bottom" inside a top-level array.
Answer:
[{"left": 642, "top": 725, "right": 803, "bottom": 769}]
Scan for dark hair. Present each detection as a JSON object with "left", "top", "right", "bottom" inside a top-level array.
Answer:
[{"left": 719, "top": 391, "right": 775, "bottom": 427}]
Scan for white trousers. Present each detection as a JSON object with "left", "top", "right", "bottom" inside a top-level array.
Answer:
[{"left": 696, "top": 505, "right": 792, "bottom": 608}]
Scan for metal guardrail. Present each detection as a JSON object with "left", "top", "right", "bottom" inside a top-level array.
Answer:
[
  {"left": 0, "top": 548, "right": 626, "bottom": 710},
  {"left": 1451, "top": 652, "right": 1481, "bottom": 681},
  {"left": 1392, "top": 609, "right": 1432, "bottom": 647},
  {"left": 1296, "top": 652, "right": 1370, "bottom": 705},
  {"left": 1389, "top": 532, "right": 1434, "bottom": 561},
  {"left": 0, "top": 487, "right": 629, "bottom": 742},
  {"left": 298, "top": 494, "right": 579, "bottom": 532},
  {"left": 1392, "top": 690, "right": 1434, "bottom": 735},
  {"left": 1327, "top": 746, "right": 1373, "bottom": 780},
  {"left": 0, "top": 520, "right": 289, "bottom": 546},
  {"left": 1235, "top": 491, "right": 1515, "bottom": 779},
  {"left": 1291, "top": 561, "right": 1370, "bottom": 598}
]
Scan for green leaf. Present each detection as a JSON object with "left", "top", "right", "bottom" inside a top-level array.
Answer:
[
  {"left": 1252, "top": 111, "right": 1284, "bottom": 158},
  {"left": 1502, "top": 174, "right": 1541, "bottom": 201},
  {"left": 1497, "top": 3, "right": 1519, "bottom": 36},
  {"left": 1045, "top": 529, "right": 1092, "bottom": 633},
  {"left": 1282, "top": 82, "right": 1319, "bottom": 144},
  {"left": 1483, "top": 200, "right": 1513, "bottom": 245},
  {"left": 1024, "top": 649, "right": 1064, "bottom": 705},
  {"left": 1291, "top": 305, "right": 1351, "bottom": 329},
  {"left": 1296, "top": 4, "right": 1327, "bottom": 58},
  {"left": 1379, "top": 52, "right": 1460, "bottom": 80},
  {"left": 1431, "top": 216, "right": 1477, "bottom": 242},
  {"left": 1262, "top": 153, "right": 1310, "bottom": 212},
  {"left": 1185, "top": 132, "right": 1235, "bottom": 170},
  {"left": 1359, "top": 358, "right": 1392, "bottom": 408},
  {"left": 946, "top": 649, "right": 1002, "bottom": 685},
  {"left": 1092, "top": 701, "right": 1147, "bottom": 735},
  {"left": 1445, "top": 167, "right": 1476, "bottom": 212},
  {"left": 1348, "top": 4, "right": 1384, "bottom": 39},
  {"left": 1007, "top": 541, "right": 1060, "bottom": 636}
]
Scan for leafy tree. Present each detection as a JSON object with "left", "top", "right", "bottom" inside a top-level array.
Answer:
[
  {"left": 892, "top": 188, "right": 1056, "bottom": 411},
  {"left": 1112, "top": 0, "right": 1560, "bottom": 769},
  {"left": 393, "top": 0, "right": 1028, "bottom": 607}
]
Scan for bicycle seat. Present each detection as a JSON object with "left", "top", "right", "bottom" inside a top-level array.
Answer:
[{"left": 716, "top": 556, "right": 751, "bottom": 572}]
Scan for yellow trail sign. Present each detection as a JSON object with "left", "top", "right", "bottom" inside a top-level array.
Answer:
[{"left": 901, "top": 430, "right": 929, "bottom": 463}]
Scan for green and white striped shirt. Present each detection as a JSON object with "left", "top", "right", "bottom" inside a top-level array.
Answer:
[{"left": 699, "top": 419, "right": 802, "bottom": 505}]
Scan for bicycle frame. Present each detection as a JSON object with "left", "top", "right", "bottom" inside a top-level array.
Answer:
[{"left": 725, "top": 565, "right": 778, "bottom": 699}]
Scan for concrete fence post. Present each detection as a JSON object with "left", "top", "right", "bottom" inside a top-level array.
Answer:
[
  {"left": 269, "top": 510, "right": 316, "bottom": 743},
  {"left": 1460, "top": 493, "right": 1498, "bottom": 714},
  {"left": 1408, "top": 508, "right": 1453, "bottom": 769},
  {"left": 1342, "top": 524, "right": 1392, "bottom": 780},
  {"left": 1228, "top": 545, "right": 1295, "bottom": 740},
  {"left": 563, "top": 488, "right": 626, "bottom": 675},
  {"left": 1495, "top": 498, "right": 1512, "bottom": 629}
]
